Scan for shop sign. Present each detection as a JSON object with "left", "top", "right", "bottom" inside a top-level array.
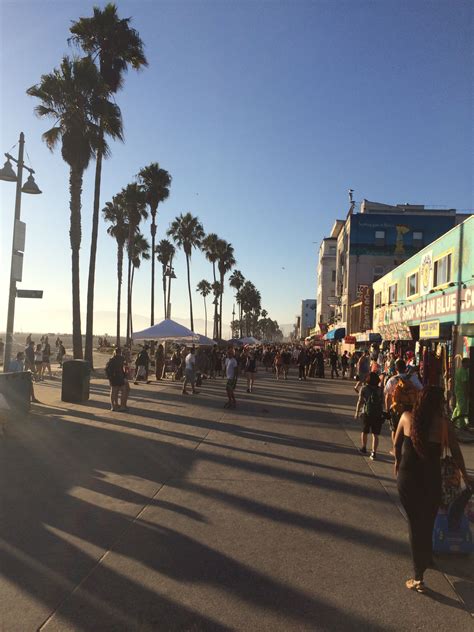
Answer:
[
  {"left": 344, "top": 336, "right": 357, "bottom": 344},
  {"left": 419, "top": 251, "right": 433, "bottom": 296},
  {"left": 358, "top": 285, "right": 373, "bottom": 332},
  {"left": 420, "top": 320, "right": 440, "bottom": 339},
  {"left": 385, "top": 285, "right": 474, "bottom": 325}
]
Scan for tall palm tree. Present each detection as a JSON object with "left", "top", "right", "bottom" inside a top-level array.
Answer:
[
  {"left": 120, "top": 183, "right": 147, "bottom": 343},
  {"left": 211, "top": 281, "right": 222, "bottom": 339},
  {"left": 167, "top": 213, "right": 205, "bottom": 331},
  {"left": 155, "top": 239, "right": 175, "bottom": 320},
  {"left": 201, "top": 233, "right": 222, "bottom": 338},
  {"left": 196, "top": 280, "right": 212, "bottom": 337},
  {"left": 103, "top": 195, "right": 128, "bottom": 345},
  {"left": 70, "top": 3, "right": 147, "bottom": 365},
  {"left": 240, "top": 281, "right": 261, "bottom": 336},
  {"left": 27, "top": 56, "right": 117, "bottom": 358},
  {"left": 229, "top": 269, "right": 245, "bottom": 337},
  {"left": 216, "top": 240, "right": 236, "bottom": 339},
  {"left": 129, "top": 232, "right": 150, "bottom": 337},
  {"left": 137, "top": 163, "right": 172, "bottom": 325}
]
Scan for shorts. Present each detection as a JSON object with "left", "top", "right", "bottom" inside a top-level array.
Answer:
[
  {"left": 226, "top": 377, "right": 237, "bottom": 390},
  {"left": 362, "top": 414, "right": 383, "bottom": 435},
  {"left": 389, "top": 411, "right": 401, "bottom": 433}
]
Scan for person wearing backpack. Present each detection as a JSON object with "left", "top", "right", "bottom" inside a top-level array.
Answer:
[
  {"left": 355, "top": 372, "right": 384, "bottom": 460},
  {"left": 385, "top": 359, "right": 422, "bottom": 451}
]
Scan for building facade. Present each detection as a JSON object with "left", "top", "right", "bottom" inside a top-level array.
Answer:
[
  {"left": 332, "top": 200, "right": 458, "bottom": 341},
  {"left": 316, "top": 220, "right": 344, "bottom": 333},
  {"left": 300, "top": 299, "right": 316, "bottom": 338},
  {"left": 372, "top": 216, "right": 473, "bottom": 409}
]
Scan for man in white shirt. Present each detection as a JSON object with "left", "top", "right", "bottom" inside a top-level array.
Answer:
[
  {"left": 224, "top": 348, "right": 238, "bottom": 409},
  {"left": 182, "top": 346, "right": 198, "bottom": 395}
]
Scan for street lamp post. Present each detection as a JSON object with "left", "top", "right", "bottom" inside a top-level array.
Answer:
[{"left": 0, "top": 132, "right": 42, "bottom": 371}]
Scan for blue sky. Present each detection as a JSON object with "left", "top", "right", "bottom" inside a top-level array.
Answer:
[{"left": 1, "top": 0, "right": 472, "bottom": 336}]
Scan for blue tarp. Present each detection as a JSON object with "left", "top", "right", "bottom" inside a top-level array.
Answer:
[{"left": 324, "top": 328, "right": 346, "bottom": 341}]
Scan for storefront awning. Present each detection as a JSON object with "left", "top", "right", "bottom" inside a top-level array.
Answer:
[
  {"left": 355, "top": 332, "right": 382, "bottom": 343},
  {"left": 324, "top": 327, "right": 346, "bottom": 341}
]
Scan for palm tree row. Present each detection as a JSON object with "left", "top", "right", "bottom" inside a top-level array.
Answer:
[{"left": 28, "top": 3, "right": 148, "bottom": 361}]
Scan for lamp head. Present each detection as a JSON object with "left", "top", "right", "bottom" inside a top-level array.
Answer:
[
  {"left": 0, "top": 158, "right": 17, "bottom": 182},
  {"left": 22, "top": 173, "right": 42, "bottom": 194}
]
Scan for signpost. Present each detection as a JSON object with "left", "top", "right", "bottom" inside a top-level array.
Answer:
[{"left": 16, "top": 289, "right": 43, "bottom": 299}]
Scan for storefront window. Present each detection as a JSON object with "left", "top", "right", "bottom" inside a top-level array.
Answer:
[
  {"left": 388, "top": 283, "right": 398, "bottom": 304},
  {"left": 434, "top": 253, "right": 452, "bottom": 286}
]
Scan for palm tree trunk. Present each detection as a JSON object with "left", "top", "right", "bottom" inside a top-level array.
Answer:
[
  {"left": 150, "top": 212, "right": 156, "bottom": 325},
  {"left": 162, "top": 265, "right": 167, "bottom": 319},
  {"left": 84, "top": 134, "right": 104, "bottom": 367},
  {"left": 69, "top": 166, "right": 84, "bottom": 359},
  {"left": 126, "top": 227, "right": 133, "bottom": 344},
  {"left": 116, "top": 241, "right": 123, "bottom": 346},
  {"left": 186, "top": 254, "right": 194, "bottom": 331},
  {"left": 166, "top": 254, "right": 174, "bottom": 319},
  {"left": 130, "top": 266, "right": 135, "bottom": 338},
  {"left": 239, "top": 302, "right": 243, "bottom": 337},
  {"left": 219, "top": 272, "right": 224, "bottom": 340},
  {"left": 212, "top": 262, "right": 218, "bottom": 339},
  {"left": 204, "top": 297, "right": 207, "bottom": 337}
]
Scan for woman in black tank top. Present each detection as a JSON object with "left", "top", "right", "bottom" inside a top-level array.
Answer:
[{"left": 394, "top": 386, "right": 470, "bottom": 593}]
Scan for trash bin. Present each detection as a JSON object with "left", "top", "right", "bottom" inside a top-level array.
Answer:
[
  {"left": 61, "top": 360, "right": 90, "bottom": 403},
  {"left": 0, "top": 371, "right": 31, "bottom": 412}
]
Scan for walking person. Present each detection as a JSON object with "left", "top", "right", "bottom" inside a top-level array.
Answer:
[
  {"left": 155, "top": 343, "right": 165, "bottom": 381},
  {"left": 274, "top": 349, "right": 283, "bottom": 380},
  {"left": 105, "top": 348, "right": 129, "bottom": 412},
  {"left": 34, "top": 344, "right": 43, "bottom": 382},
  {"left": 385, "top": 359, "right": 422, "bottom": 453},
  {"left": 297, "top": 347, "right": 307, "bottom": 381},
  {"left": 394, "top": 386, "right": 472, "bottom": 593},
  {"left": 25, "top": 340, "right": 35, "bottom": 373},
  {"left": 355, "top": 372, "right": 384, "bottom": 460},
  {"left": 354, "top": 350, "right": 370, "bottom": 392},
  {"left": 281, "top": 347, "right": 291, "bottom": 380},
  {"left": 341, "top": 351, "right": 349, "bottom": 379},
  {"left": 182, "top": 346, "right": 198, "bottom": 395},
  {"left": 41, "top": 336, "right": 52, "bottom": 379},
  {"left": 244, "top": 349, "right": 257, "bottom": 393},
  {"left": 330, "top": 348, "right": 340, "bottom": 379},
  {"left": 134, "top": 346, "right": 150, "bottom": 384},
  {"left": 224, "top": 348, "right": 238, "bottom": 408}
]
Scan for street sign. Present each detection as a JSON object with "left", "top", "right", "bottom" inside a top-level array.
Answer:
[
  {"left": 12, "top": 252, "right": 23, "bottom": 282},
  {"left": 13, "top": 220, "right": 26, "bottom": 252},
  {"left": 16, "top": 289, "right": 43, "bottom": 299}
]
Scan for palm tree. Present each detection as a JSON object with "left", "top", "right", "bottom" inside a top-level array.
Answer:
[
  {"left": 167, "top": 213, "right": 205, "bottom": 331},
  {"left": 229, "top": 270, "right": 245, "bottom": 337},
  {"left": 211, "top": 281, "right": 222, "bottom": 339},
  {"left": 27, "top": 56, "right": 116, "bottom": 358},
  {"left": 103, "top": 195, "right": 128, "bottom": 345},
  {"left": 201, "top": 233, "right": 221, "bottom": 338},
  {"left": 155, "top": 239, "right": 175, "bottom": 319},
  {"left": 70, "top": 3, "right": 147, "bottom": 365},
  {"left": 216, "top": 240, "right": 236, "bottom": 339},
  {"left": 137, "top": 163, "right": 172, "bottom": 325},
  {"left": 120, "top": 183, "right": 147, "bottom": 343},
  {"left": 196, "top": 280, "right": 212, "bottom": 336},
  {"left": 240, "top": 281, "right": 261, "bottom": 336},
  {"left": 129, "top": 232, "right": 150, "bottom": 337}
]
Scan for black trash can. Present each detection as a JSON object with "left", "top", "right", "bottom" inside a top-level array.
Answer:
[
  {"left": 0, "top": 371, "right": 31, "bottom": 412},
  {"left": 61, "top": 360, "right": 90, "bottom": 403}
]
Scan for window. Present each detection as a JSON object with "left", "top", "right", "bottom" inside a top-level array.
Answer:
[
  {"left": 331, "top": 270, "right": 336, "bottom": 282},
  {"left": 388, "top": 283, "right": 398, "bottom": 304},
  {"left": 375, "top": 230, "right": 385, "bottom": 246},
  {"left": 434, "top": 253, "right": 452, "bottom": 286},
  {"left": 374, "top": 291, "right": 382, "bottom": 308},
  {"left": 413, "top": 231, "right": 423, "bottom": 241},
  {"left": 406, "top": 272, "right": 418, "bottom": 297},
  {"left": 329, "top": 246, "right": 336, "bottom": 253},
  {"left": 373, "top": 265, "right": 384, "bottom": 282}
]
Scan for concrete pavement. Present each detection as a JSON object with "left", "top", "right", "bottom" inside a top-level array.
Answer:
[{"left": 1, "top": 370, "right": 473, "bottom": 631}]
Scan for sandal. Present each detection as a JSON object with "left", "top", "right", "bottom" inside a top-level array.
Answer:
[{"left": 405, "top": 579, "right": 425, "bottom": 593}]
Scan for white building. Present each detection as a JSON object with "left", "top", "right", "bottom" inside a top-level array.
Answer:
[{"left": 316, "top": 220, "right": 344, "bottom": 333}]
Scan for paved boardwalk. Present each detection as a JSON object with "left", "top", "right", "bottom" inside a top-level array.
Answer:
[{"left": 1, "top": 371, "right": 473, "bottom": 631}]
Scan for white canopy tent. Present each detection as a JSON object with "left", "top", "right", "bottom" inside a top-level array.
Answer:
[
  {"left": 132, "top": 319, "right": 198, "bottom": 342},
  {"left": 239, "top": 336, "right": 261, "bottom": 345}
]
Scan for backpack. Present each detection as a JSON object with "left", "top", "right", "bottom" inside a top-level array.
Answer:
[
  {"left": 364, "top": 387, "right": 383, "bottom": 420},
  {"left": 391, "top": 377, "right": 418, "bottom": 414}
]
